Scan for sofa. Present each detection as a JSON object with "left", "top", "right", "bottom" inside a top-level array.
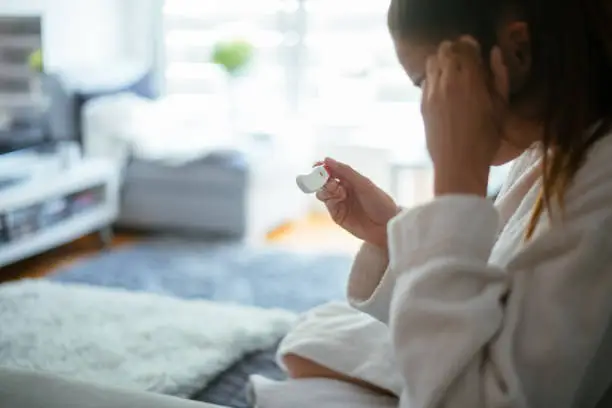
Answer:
[
  {"left": 115, "top": 134, "right": 312, "bottom": 240},
  {"left": 80, "top": 94, "right": 314, "bottom": 240}
]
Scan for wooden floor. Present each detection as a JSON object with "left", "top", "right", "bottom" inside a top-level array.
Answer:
[
  {"left": 267, "top": 212, "right": 361, "bottom": 253},
  {"left": 0, "top": 212, "right": 360, "bottom": 283},
  {"left": 0, "top": 233, "right": 139, "bottom": 282}
]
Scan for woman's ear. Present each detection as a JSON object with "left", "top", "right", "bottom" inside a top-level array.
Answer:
[{"left": 497, "top": 21, "right": 531, "bottom": 94}]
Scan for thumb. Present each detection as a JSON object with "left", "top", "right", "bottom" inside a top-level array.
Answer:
[{"left": 324, "top": 158, "right": 371, "bottom": 191}]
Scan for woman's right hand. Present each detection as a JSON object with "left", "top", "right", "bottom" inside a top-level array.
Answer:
[{"left": 316, "top": 158, "right": 400, "bottom": 251}]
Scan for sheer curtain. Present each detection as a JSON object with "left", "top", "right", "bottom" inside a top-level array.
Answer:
[
  {"left": 162, "top": 0, "right": 424, "bottom": 148},
  {"left": 163, "top": 0, "right": 298, "bottom": 130},
  {"left": 161, "top": 0, "right": 510, "bottom": 203}
]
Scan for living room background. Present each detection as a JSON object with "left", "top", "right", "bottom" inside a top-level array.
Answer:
[
  {"left": 160, "top": 0, "right": 433, "bottom": 203},
  {"left": 0, "top": 0, "right": 508, "bottom": 209},
  {"left": 162, "top": 0, "right": 422, "bottom": 145}
]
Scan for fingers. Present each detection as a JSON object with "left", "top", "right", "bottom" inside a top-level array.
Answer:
[
  {"left": 426, "top": 37, "right": 478, "bottom": 100},
  {"left": 437, "top": 41, "right": 461, "bottom": 72},
  {"left": 315, "top": 179, "right": 338, "bottom": 201},
  {"left": 424, "top": 35, "right": 489, "bottom": 103},
  {"left": 321, "top": 180, "right": 348, "bottom": 222},
  {"left": 455, "top": 35, "right": 482, "bottom": 67},
  {"left": 437, "top": 40, "right": 458, "bottom": 88},
  {"left": 425, "top": 54, "right": 441, "bottom": 101},
  {"left": 315, "top": 178, "right": 347, "bottom": 202},
  {"left": 322, "top": 158, "right": 372, "bottom": 190},
  {"left": 442, "top": 37, "right": 483, "bottom": 78},
  {"left": 323, "top": 157, "right": 354, "bottom": 178},
  {"left": 453, "top": 37, "right": 509, "bottom": 99}
]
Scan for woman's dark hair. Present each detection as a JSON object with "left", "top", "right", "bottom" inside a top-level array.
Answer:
[{"left": 389, "top": 0, "right": 612, "bottom": 238}]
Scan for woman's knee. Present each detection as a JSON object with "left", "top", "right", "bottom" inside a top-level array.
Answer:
[
  {"left": 283, "top": 353, "right": 341, "bottom": 379},
  {"left": 282, "top": 353, "right": 394, "bottom": 396}
]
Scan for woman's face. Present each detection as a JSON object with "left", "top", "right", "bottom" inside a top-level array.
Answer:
[{"left": 392, "top": 36, "right": 539, "bottom": 166}]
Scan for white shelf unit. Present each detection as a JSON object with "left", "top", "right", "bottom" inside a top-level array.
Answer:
[
  {"left": 0, "top": 158, "right": 121, "bottom": 268},
  {"left": 0, "top": 15, "right": 41, "bottom": 110}
]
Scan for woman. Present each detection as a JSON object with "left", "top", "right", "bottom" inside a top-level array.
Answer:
[{"left": 248, "top": 0, "right": 612, "bottom": 407}]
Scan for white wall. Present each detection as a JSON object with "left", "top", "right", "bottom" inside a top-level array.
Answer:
[
  {"left": 120, "top": 0, "right": 163, "bottom": 64},
  {"left": 120, "top": 0, "right": 164, "bottom": 93},
  {"left": 0, "top": 0, "right": 153, "bottom": 70}
]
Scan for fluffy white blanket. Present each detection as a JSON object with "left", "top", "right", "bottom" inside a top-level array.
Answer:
[{"left": 0, "top": 280, "right": 296, "bottom": 397}]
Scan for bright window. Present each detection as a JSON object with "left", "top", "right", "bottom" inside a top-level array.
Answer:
[{"left": 162, "top": 0, "right": 423, "bottom": 149}]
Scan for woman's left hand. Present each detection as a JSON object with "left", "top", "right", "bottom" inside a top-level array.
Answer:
[{"left": 421, "top": 36, "right": 510, "bottom": 197}]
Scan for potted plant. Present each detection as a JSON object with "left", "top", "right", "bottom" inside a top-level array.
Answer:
[
  {"left": 28, "top": 48, "right": 43, "bottom": 73},
  {"left": 211, "top": 39, "right": 254, "bottom": 78},
  {"left": 27, "top": 48, "right": 44, "bottom": 100},
  {"left": 211, "top": 39, "right": 254, "bottom": 134}
]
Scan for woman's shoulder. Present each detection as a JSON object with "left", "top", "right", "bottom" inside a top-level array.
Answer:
[
  {"left": 564, "top": 131, "right": 612, "bottom": 221},
  {"left": 501, "top": 131, "right": 612, "bottom": 211},
  {"left": 577, "top": 129, "right": 612, "bottom": 174},
  {"left": 497, "top": 131, "right": 612, "bottom": 230}
]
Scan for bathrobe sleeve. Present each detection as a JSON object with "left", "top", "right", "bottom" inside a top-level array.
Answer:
[{"left": 347, "top": 193, "right": 612, "bottom": 408}]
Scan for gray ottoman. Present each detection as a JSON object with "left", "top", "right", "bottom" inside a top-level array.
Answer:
[{"left": 118, "top": 152, "right": 248, "bottom": 237}]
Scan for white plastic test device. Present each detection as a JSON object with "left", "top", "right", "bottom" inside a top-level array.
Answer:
[{"left": 296, "top": 165, "right": 330, "bottom": 194}]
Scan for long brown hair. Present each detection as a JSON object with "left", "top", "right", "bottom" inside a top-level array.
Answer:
[{"left": 388, "top": 0, "right": 612, "bottom": 238}]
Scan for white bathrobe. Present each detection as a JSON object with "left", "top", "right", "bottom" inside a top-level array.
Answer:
[{"left": 251, "top": 134, "right": 612, "bottom": 408}]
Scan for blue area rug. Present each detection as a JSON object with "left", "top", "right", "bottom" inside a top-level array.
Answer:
[{"left": 49, "top": 240, "right": 354, "bottom": 313}]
